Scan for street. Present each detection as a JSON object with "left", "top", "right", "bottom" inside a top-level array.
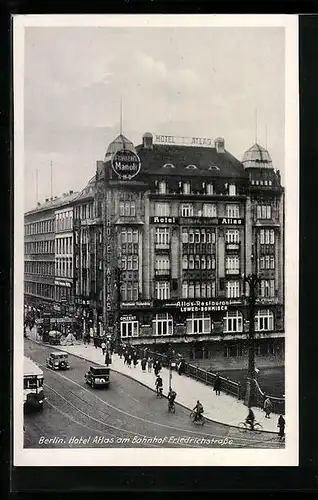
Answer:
[{"left": 24, "top": 339, "right": 283, "bottom": 449}]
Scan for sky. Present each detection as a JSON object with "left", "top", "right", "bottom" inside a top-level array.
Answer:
[{"left": 24, "top": 26, "right": 285, "bottom": 211}]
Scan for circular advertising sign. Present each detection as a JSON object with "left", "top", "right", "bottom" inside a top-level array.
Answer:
[{"left": 111, "top": 149, "right": 141, "bottom": 180}]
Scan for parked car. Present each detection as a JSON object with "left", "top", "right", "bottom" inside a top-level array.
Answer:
[
  {"left": 46, "top": 351, "right": 70, "bottom": 370},
  {"left": 48, "top": 330, "right": 62, "bottom": 345},
  {"left": 85, "top": 365, "right": 110, "bottom": 388}
]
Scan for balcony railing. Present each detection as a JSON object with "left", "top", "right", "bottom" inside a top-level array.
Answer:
[
  {"left": 225, "top": 269, "right": 240, "bottom": 275},
  {"left": 154, "top": 269, "right": 171, "bottom": 278},
  {"left": 225, "top": 242, "right": 240, "bottom": 251},
  {"left": 155, "top": 242, "right": 170, "bottom": 251}
]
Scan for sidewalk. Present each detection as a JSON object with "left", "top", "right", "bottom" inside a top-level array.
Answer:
[{"left": 26, "top": 327, "right": 279, "bottom": 433}]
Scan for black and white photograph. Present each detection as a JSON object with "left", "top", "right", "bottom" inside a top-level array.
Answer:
[{"left": 14, "top": 14, "right": 298, "bottom": 467}]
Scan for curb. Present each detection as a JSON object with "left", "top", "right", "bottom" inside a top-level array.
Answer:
[{"left": 26, "top": 337, "right": 276, "bottom": 434}]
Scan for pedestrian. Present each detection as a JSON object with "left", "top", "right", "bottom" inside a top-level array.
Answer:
[
  {"left": 213, "top": 373, "right": 222, "bottom": 396},
  {"left": 133, "top": 352, "right": 138, "bottom": 368},
  {"left": 177, "top": 359, "right": 185, "bottom": 376},
  {"left": 277, "top": 414, "right": 285, "bottom": 441},
  {"left": 101, "top": 341, "right": 106, "bottom": 356},
  {"left": 147, "top": 357, "right": 153, "bottom": 373},
  {"left": 93, "top": 336, "right": 98, "bottom": 349},
  {"left": 105, "top": 350, "right": 111, "bottom": 366},
  {"left": 141, "top": 357, "right": 147, "bottom": 372},
  {"left": 154, "top": 360, "right": 160, "bottom": 376},
  {"left": 263, "top": 396, "right": 273, "bottom": 418},
  {"left": 127, "top": 354, "right": 132, "bottom": 368}
]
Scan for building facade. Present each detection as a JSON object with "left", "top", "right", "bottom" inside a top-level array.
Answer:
[
  {"left": 24, "top": 191, "right": 78, "bottom": 320},
  {"left": 73, "top": 177, "right": 104, "bottom": 338},
  {"left": 90, "top": 132, "right": 284, "bottom": 369},
  {"left": 24, "top": 131, "right": 284, "bottom": 369}
]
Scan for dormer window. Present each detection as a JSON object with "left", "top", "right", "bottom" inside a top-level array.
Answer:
[
  {"left": 183, "top": 182, "right": 191, "bottom": 194},
  {"left": 229, "top": 184, "right": 236, "bottom": 196},
  {"left": 163, "top": 163, "right": 175, "bottom": 169},
  {"left": 186, "top": 164, "right": 197, "bottom": 170},
  {"left": 158, "top": 181, "right": 167, "bottom": 194},
  {"left": 209, "top": 165, "right": 220, "bottom": 171},
  {"left": 206, "top": 183, "right": 214, "bottom": 195}
]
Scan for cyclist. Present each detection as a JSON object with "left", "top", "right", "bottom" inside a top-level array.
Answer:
[
  {"left": 155, "top": 374, "right": 163, "bottom": 396},
  {"left": 168, "top": 388, "right": 177, "bottom": 410},
  {"left": 192, "top": 400, "right": 204, "bottom": 422},
  {"left": 245, "top": 407, "right": 255, "bottom": 430}
]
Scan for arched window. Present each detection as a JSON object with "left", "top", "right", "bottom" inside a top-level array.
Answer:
[
  {"left": 224, "top": 311, "right": 243, "bottom": 333},
  {"left": 255, "top": 309, "right": 274, "bottom": 331}
]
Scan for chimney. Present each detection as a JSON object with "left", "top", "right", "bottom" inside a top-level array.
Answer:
[
  {"left": 37, "top": 202, "right": 41, "bottom": 206},
  {"left": 45, "top": 198, "right": 49, "bottom": 202},
  {"left": 142, "top": 132, "right": 153, "bottom": 150},
  {"left": 215, "top": 137, "right": 225, "bottom": 153},
  {"left": 69, "top": 190, "right": 73, "bottom": 194}
]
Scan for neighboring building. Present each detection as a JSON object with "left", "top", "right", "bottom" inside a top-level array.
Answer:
[
  {"left": 54, "top": 204, "right": 75, "bottom": 310},
  {"left": 88, "top": 132, "right": 285, "bottom": 369},
  {"left": 73, "top": 176, "right": 103, "bottom": 337},
  {"left": 24, "top": 191, "right": 78, "bottom": 318}
]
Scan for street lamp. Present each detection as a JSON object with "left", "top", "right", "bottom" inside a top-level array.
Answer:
[
  {"left": 242, "top": 272, "right": 260, "bottom": 407},
  {"left": 167, "top": 345, "right": 173, "bottom": 392}
]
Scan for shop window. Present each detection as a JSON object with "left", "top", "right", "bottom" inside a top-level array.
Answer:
[
  {"left": 152, "top": 313, "right": 173, "bottom": 336},
  {"left": 223, "top": 311, "right": 243, "bottom": 333},
  {"left": 186, "top": 312, "right": 211, "bottom": 334},
  {"left": 121, "top": 321, "right": 138, "bottom": 338}
]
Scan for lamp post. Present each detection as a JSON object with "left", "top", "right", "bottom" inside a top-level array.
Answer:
[
  {"left": 167, "top": 345, "right": 173, "bottom": 392},
  {"left": 242, "top": 273, "right": 260, "bottom": 407}
]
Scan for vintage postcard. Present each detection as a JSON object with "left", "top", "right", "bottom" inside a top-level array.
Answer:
[{"left": 13, "top": 14, "right": 299, "bottom": 467}]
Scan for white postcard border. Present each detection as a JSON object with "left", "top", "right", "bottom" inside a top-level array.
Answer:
[{"left": 13, "top": 14, "right": 299, "bottom": 467}]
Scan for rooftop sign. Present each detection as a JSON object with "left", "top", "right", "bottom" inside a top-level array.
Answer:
[
  {"left": 111, "top": 149, "right": 141, "bottom": 180},
  {"left": 154, "top": 134, "right": 214, "bottom": 147}
]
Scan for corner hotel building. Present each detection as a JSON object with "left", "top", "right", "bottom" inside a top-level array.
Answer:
[{"left": 24, "top": 131, "right": 285, "bottom": 369}]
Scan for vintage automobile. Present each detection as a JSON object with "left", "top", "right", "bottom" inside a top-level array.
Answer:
[
  {"left": 48, "top": 330, "right": 62, "bottom": 345},
  {"left": 46, "top": 351, "right": 70, "bottom": 370},
  {"left": 85, "top": 365, "right": 110, "bottom": 388}
]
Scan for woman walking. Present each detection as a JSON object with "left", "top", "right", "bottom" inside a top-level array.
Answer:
[
  {"left": 141, "top": 357, "right": 147, "bottom": 372},
  {"left": 147, "top": 357, "right": 153, "bottom": 373}
]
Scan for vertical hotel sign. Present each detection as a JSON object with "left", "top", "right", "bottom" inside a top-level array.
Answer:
[{"left": 104, "top": 187, "right": 113, "bottom": 333}]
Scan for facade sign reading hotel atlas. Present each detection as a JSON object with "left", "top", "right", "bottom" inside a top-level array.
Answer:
[
  {"left": 154, "top": 134, "right": 214, "bottom": 147},
  {"left": 112, "top": 149, "right": 141, "bottom": 180}
]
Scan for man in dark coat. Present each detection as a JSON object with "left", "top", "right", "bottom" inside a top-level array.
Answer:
[
  {"left": 177, "top": 359, "right": 185, "bottom": 376},
  {"left": 213, "top": 374, "right": 222, "bottom": 395},
  {"left": 278, "top": 415, "right": 285, "bottom": 440}
]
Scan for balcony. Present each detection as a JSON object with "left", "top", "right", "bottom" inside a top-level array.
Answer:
[
  {"left": 154, "top": 269, "right": 171, "bottom": 279},
  {"left": 155, "top": 242, "right": 171, "bottom": 252},
  {"left": 225, "top": 269, "right": 240, "bottom": 276},
  {"left": 225, "top": 242, "right": 240, "bottom": 251}
]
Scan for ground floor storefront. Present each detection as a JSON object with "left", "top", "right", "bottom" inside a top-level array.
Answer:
[{"left": 116, "top": 299, "right": 284, "bottom": 370}]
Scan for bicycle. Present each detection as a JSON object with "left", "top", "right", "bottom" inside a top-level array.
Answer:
[
  {"left": 238, "top": 421, "right": 263, "bottom": 434},
  {"left": 156, "top": 386, "right": 163, "bottom": 398},
  {"left": 168, "top": 400, "right": 176, "bottom": 413},
  {"left": 190, "top": 410, "right": 205, "bottom": 426}
]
